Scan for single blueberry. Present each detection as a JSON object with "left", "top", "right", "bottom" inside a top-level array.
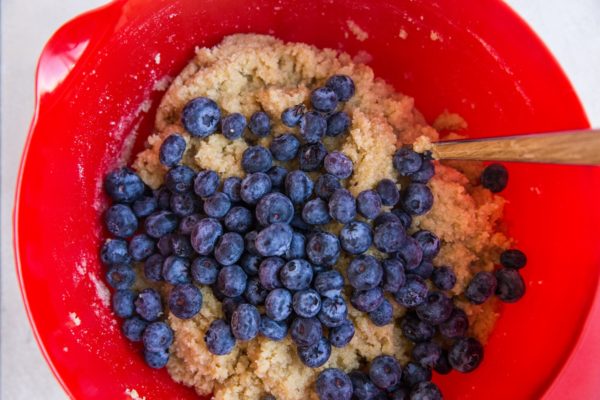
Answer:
[
  {"left": 242, "top": 145, "right": 273, "bottom": 173},
  {"left": 315, "top": 174, "right": 342, "bottom": 200},
  {"left": 159, "top": 134, "right": 186, "bottom": 167},
  {"left": 373, "top": 212, "right": 401, "bottom": 227},
  {"left": 349, "top": 371, "right": 382, "bottom": 400},
  {"left": 256, "top": 192, "right": 294, "bottom": 226},
  {"left": 495, "top": 268, "right": 526, "bottom": 303},
  {"left": 311, "top": 86, "right": 338, "bottom": 113},
  {"left": 217, "top": 265, "right": 248, "bottom": 297},
  {"left": 285, "top": 231, "right": 306, "bottom": 260},
  {"left": 285, "top": 170, "right": 314, "bottom": 204},
  {"left": 500, "top": 249, "right": 527, "bottom": 269},
  {"left": 244, "top": 277, "right": 269, "bottom": 305},
  {"left": 194, "top": 170, "right": 219, "bottom": 198},
  {"left": 400, "top": 314, "right": 435, "bottom": 343},
  {"left": 412, "top": 341, "right": 442, "bottom": 368},
  {"left": 401, "top": 362, "right": 431, "bottom": 388},
  {"left": 267, "top": 166, "right": 288, "bottom": 189},
  {"left": 104, "top": 167, "right": 145, "bottom": 203},
  {"left": 412, "top": 260, "right": 434, "bottom": 279},
  {"left": 412, "top": 230, "right": 440, "bottom": 260},
  {"left": 100, "top": 239, "right": 131, "bottom": 266},
  {"left": 306, "top": 232, "right": 341, "bottom": 267},
  {"left": 395, "top": 275, "right": 428, "bottom": 308},
  {"left": 376, "top": 179, "right": 400, "bottom": 207},
  {"left": 298, "top": 142, "right": 328, "bottom": 171},
  {"left": 258, "top": 257, "right": 285, "bottom": 290},
  {"left": 369, "top": 355, "right": 402, "bottom": 390},
  {"left": 205, "top": 319, "right": 236, "bottom": 355},
  {"left": 316, "top": 368, "right": 353, "bottom": 400},
  {"left": 373, "top": 221, "right": 406, "bottom": 253},
  {"left": 393, "top": 148, "right": 423, "bottom": 176},
  {"left": 328, "top": 188, "right": 356, "bottom": 224},
  {"left": 190, "top": 217, "right": 223, "bottom": 255},
  {"left": 409, "top": 158, "right": 434, "bottom": 183},
  {"left": 299, "top": 111, "right": 327, "bottom": 143},
  {"left": 135, "top": 288, "right": 163, "bottom": 321},
  {"left": 240, "top": 172, "right": 272, "bottom": 205},
  {"left": 255, "top": 223, "right": 293, "bottom": 257},
  {"left": 162, "top": 256, "right": 191, "bottom": 284},
  {"left": 270, "top": 133, "right": 300, "bottom": 161},
  {"left": 293, "top": 289, "right": 322, "bottom": 318},
  {"left": 144, "top": 349, "right": 169, "bottom": 369},
  {"left": 239, "top": 253, "right": 261, "bottom": 276},
  {"left": 350, "top": 287, "right": 385, "bottom": 313},
  {"left": 143, "top": 321, "right": 174, "bottom": 352},
  {"left": 340, "top": 221, "right": 373, "bottom": 255},
  {"left": 448, "top": 337, "right": 484, "bottom": 373},
  {"left": 154, "top": 187, "right": 171, "bottom": 210},
  {"left": 259, "top": 315, "right": 288, "bottom": 341},
  {"left": 290, "top": 317, "right": 323, "bottom": 347},
  {"left": 104, "top": 204, "right": 138, "bottom": 238},
  {"left": 182, "top": 97, "right": 221, "bottom": 137},
  {"left": 106, "top": 265, "right": 135, "bottom": 290},
  {"left": 129, "top": 234, "right": 155, "bottom": 261},
  {"left": 314, "top": 270, "right": 344, "bottom": 299},
  {"left": 368, "top": 299, "right": 394, "bottom": 327},
  {"left": 220, "top": 113, "right": 246, "bottom": 140},
  {"left": 298, "top": 336, "right": 332, "bottom": 368},
  {"left": 302, "top": 198, "right": 332, "bottom": 225},
  {"left": 222, "top": 176, "right": 242, "bottom": 202},
  {"left": 329, "top": 320, "right": 355, "bottom": 348},
  {"left": 144, "top": 254, "right": 164, "bottom": 282},
  {"left": 203, "top": 192, "right": 231, "bottom": 219},
  {"left": 324, "top": 151, "right": 353, "bottom": 179},
  {"left": 318, "top": 295, "right": 348, "bottom": 327},
  {"left": 391, "top": 208, "right": 412, "bottom": 229},
  {"left": 165, "top": 165, "right": 196, "bottom": 194},
  {"left": 231, "top": 303, "right": 260, "bottom": 341},
  {"left": 265, "top": 288, "right": 293, "bottom": 321},
  {"left": 357, "top": 190, "right": 382, "bottom": 220},
  {"left": 439, "top": 308, "right": 469, "bottom": 339},
  {"left": 382, "top": 258, "right": 406, "bottom": 293},
  {"left": 112, "top": 289, "right": 136, "bottom": 318},
  {"left": 395, "top": 237, "right": 423, "bottom": 271},
  {"left": 121, "top": 316, "right": 148, "bottom": 342},
  {"left": 244, "top": 230, "right": 260, "bottom": 256},
  {"left": 347, "top": 255, "right": 383, "bottom": 290},
  {"left": 170, "top": 192, "right": 199, "bottom": 217},
  {"left": 431, "top": 266, "right": 456, "bottom": 291},
  {"left": 280, "top": 259, "right": 313, "bottom": 291},
  {"left": 133, "top": 196, "right": 158, "bottom": 218},
  {"left": 465, "top": 271, "right": 497, "bottom": 305},
  {"left": 410, "top": 382, "right": 442, "bottom": 400},
  {"left": 224, "top": 206, "right": 254, "bottom": 233},
  {"left": 326, "top": 75, "right": 355, "bottom": 102},
  {"left": 191, "top": 257, "right": 219, "bottom": 285},
  {"left": 481, "top": 163, "right": 508, "bottom": 193},
  {"left": 281, "top": 104, "right": 306, "bottom": 127},
  {"left": 248, "top": 111, "right": 271, "bottom": 137},
  {"left": 326, "top": 111, "right": 351, "bottom": 137}
]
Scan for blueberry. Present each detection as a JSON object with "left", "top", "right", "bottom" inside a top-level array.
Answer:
[
  {"left": 298, "top": 142, "right": 328, "bottom": 171},
  {"left": 171, "top": 232, "right": 194, "bottom": 257},
  {"left": 500, "top": 249, "right": 527, "bottom": 269},
  {"left": 316, "top": 368, "right": 353, "bottom": 400},
  {"left": 434, "top": 350, "right": 453, "bottom": 375},
  {"left": 155, "top": 234, "right": 172, "bottom": 256},
  {"left": 376, "top": 179, "right": 400, "bottom": 207},
  {"left": 169, "top": 283, "right": 202, "bottom": 319},
  {"left": 104, "top": 204, "right": 138, "bottom": 238},
  {"left": 373, "top": 221, "right": 406, "bottom": 253},
  {"left": 190, "top": 217, "right": 223, "bottom": 255},
  {"left": 369, "top": 355, "right": 402, "bottom": 390},
  {"left": 256, "top": 192, "right": 294, "bottom": 226},
  {"left": 154, "top": 187, "right": 171, "bottom": 210},
  {"left": 248, "top": 111, "right": 271, "bottom": 137},
  {"left": 222, "top": 176, "right": 242, "bottom": 202},
  {"left": 285, "top": 170, "right": 314, "bottom": 204},
  {"left": 191, "top": 257, "right": 219, "bottom": 285},
  {"left": 314, "top": 270, "right": 344, "bottom": 299},
  {"left": 244, "top": 277, "right": 269, "bottom": 305},
  {"left": 104, "top": 167, "right": 145, "bottom": 203},
  {"left": 393, "top": 148, "right": 422, "bottom": 176},
  {"left": 412, "top": 231, "right": 440, "bottom": 260},
  {"left": 267, "top": 166, "right": 288, "bottom": 190},
  {"left": 143, "top": 321, "right": 174, "bottom": 352},
  {"left": 293, "top": 289, "right": 322, "bottom": 318},
  {"left": 290, "top": 317, "right": 323, "bottom": 347},
  {"left": 390, "top": 388, "right": 409, "bottom": 400},
  {"left": 495, "top": 268, "right": 526, "bottom": 303},
  {"left": 298, "top": 336, "right": 332, "bottom": 368},
  {"left": 448, "top": 337, "right": 484, "bottom": 373},
  {"left": 311, "top": 86, "right": 339, "bottom": 112},
  {"left": 347, "top": 255, "right": 383, "bottom": 290},
  {"left": 240, "top": 172, "right": 272, "bottom": 205},
  {"left": 285, "top": 231, "right": 306, "bottom": 260},
  {"left": 170, "top": 192, "right": 199, "bottom": 217},
  {"left": 245, "top": 230, "right": 260, "bottom": 256},
  {"left": 306, "top": 232, "right": 340, "bottom": 266},
  {"left": 382, "top": 258, "right": 406, "bottom": 293},
  {"left": 100, "top": 239, "right": 131, "bottom": 266},
  {"left": 402, "top": 183, "right": 434, "bottom": 216},
  {"left": 193, "top": 170, "right": 219, "bottom": 198},
  {"left": 165, "top": 165, "right": 195, "bottom": 194},
  {"left": 270, "top": 133, "right": 300, "bottom": 161},
  {"left": 135, "top": 288, "right": 163, "bottom": 321},
  {"left": 329, "top": 189, "right": 356, "bottom": 223},
  {"left": 349, "top": 371, "right": 382, "bottom": 400},
  {"left": 133, "top": 196, "right": 158, "bottom": 218},
  {"left": 400, "top": 314, "right": 435, "bottom": 343},
  {"left": 217, "top": 265, "right": 247, "bottom": 297},
  {"left": 481, "top": 163, "right": 508, "bottom": 193},
  {"left": 395, "top": 275, "right": 428, "bottom": 308},
  {"left": 205, "top": 319, "right": 236, "bottom": 355},
  {"left": 412, "top": 341, "right": 442, "bottom": 368},
  {"left": 373, "top": 212, "right": 401, "bottom": 227},
  {"left": 315, "top": 174, "right": 342, "bottom": 200},
  {"left": 239, "top": 253, "right": 261, "bottom": 276},
  {"left": 301, "top": 198, "right": 332, "bottom": 225},
  {"left": 431, "top": 266, "right": 456, "bottom": 291},
  {"left": 202, "top": 192, "right": 230, "bottom": 219},
  {"left": 350, "top": 287, "right": 384, "bottom": 312},
  {"left": 121, "top": 316, "right": 148, "bottom": 342},
  {"left": 326, "top": 75, "right": 355, "bottom": 101},
  {"left": 242, "top": 145, "right": 273, "bottom": 173},
  {"left": 281, "top": 104, "right": 306, "bottom": 127},
  {"left": 401, "top": 362, "right": 431, "bottom": 388},
  {"left": 220, "top": 113, "right": 246, "bottom": 140},
  {"left": 144, "top": 349, "right": 169, "bottom": 369},
  {"left": 112, "top": 289, "right": 136, "bottom": 318},
  {"left": 323, "top": 151, "right": 353, "bottom": 179},
  {"left": 280, "top": 259, "right": 313, "bottom": 290},
  {"left": 144, "top": 211, "right": 178, "bottom": 239},
  {"left": 329, "top": 320, "right": 355, "bottom": 347},
  {"left": 182, "top": 97, "right": 220, "bottom": 137},
  {"left": 106, "top": 265, "right": 135, "bottom": 290},
  {"left": 326, "top": 111, "right": 351, "bottom": 137},
  {"left": 224, "top": 206, "right": 253, "bottom": 233},
  {"left": 439, "top": 308, "right": 469, "bottom": 339},
  {"left": 211, "top": 283, "right": 227, "bottom": 302},
  {"left": 410, "top": 382, "right": 442, "bottom": 400},
  {"left": 162, "top": 256, "right": 191, "bottom": 284},
  {"left": 159, "top": 134, "right": 186, "bottom": 167},
  {"left": 214, "top": 232, "right": 244, "bottom": 266},
  {"left": 255, "top": 223, "right": 293, "bottom": 257},
  {"left": 339, "top": 221, "right": 372, "bottom": 256},
  {"left": 318, "top": 295, "right": 348, "bottom": 327},
  {"left": 368, "top": 299, "right": 393, "bottom": 326},
  {"left": 265, "top": 288, "right": 293, "bottom": 321},
  {"left": 128, "top": 234, "right": 155, "bottom": 262},
  {"left": 258, "top": 257, "right": 284, "bottom": 289},
  {"left": 412, "top": 260, "right": 433, "bottom": 279},
  {"left": 395, "top": 237, "right": 423, "bottom": 271},
  {"left": 230, "top": 303, "right": 260, "bottom": 341},
  {"left": 391, "top": 208, "right": 412, "bottom": 229},
  {"left": 465, "top": 271, "right": 497, "bottom": 304},
  {"left": 259, "top": 315, "right": 288, "bottom": 341},
  {"left": 299, "top": 111, "right": 327, "bottom": 143},
  {"left": 143, "top": 254, "right": 164, "bottom": 281},
  {"left": 356, "top": 190, "right": 382, "bottom": 220},
  {"left": 409, "top": 159, "right": 434, "bottom": 183}
]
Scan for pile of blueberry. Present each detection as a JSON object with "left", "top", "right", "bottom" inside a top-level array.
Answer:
[{"left": 100, "top": 71, "right": 527, "bottom": 399}]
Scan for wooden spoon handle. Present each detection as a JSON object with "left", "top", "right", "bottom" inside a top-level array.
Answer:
[{"left": 431, "top": 129, "right": 600, "bottom": 165}]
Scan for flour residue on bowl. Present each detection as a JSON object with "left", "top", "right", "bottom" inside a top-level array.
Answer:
[
  {"left": 125, "top": 388, "right": 146, "bottom": 400},
  {"left": 399, "top": 28, "right": 408, "bottom": 39},
  {"left": 69, "top": 312, "right": 81, "bottom": 327},
  {"left": 346, "top": 19, "right": 368, "bottom": 41},
  {"left": 89, "top": 273, "right": 111, "bottom": 308}
]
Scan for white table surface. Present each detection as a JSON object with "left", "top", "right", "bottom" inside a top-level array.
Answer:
[{"left": 1, "top": 1, "right": 599, "bottom": 398}]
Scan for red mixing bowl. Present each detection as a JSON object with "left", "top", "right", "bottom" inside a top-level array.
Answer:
[{"left": 14, "top": 0, "right": 600, "bottom": 399}]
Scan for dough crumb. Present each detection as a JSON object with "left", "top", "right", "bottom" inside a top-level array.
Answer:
[
  {"left": 399, "top": 29, "right": 408, "bottom": 39},
  {"left": 154, "top": 53, "right": 161, "bottom": 65},
  {"left": 125, "top": 388, "right": 146, "bottom": 400},
  {"left": 413, "top": 135, "right": 433, "bottom": 153},
  {"left": 433, "top": 110, "right": 468, "bottom": 131},
  {"left": 430, "top": 30, "right": 443, "bottom": 42},
  {"left": 347, "top": 20, "right": 369, "bottom": 41},
  {"left": 69, "top": 312, "right": 81, "bottom": 326}
]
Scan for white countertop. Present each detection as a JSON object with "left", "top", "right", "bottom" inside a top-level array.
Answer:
[{"left": 1, "top": 1, "right": 599, "bottom": 398}]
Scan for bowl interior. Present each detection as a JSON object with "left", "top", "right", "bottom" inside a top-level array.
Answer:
[{"left": 15, "top": 0, "right": 600, "bottom": 399}]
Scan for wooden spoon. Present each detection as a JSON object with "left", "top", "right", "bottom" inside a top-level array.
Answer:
[{"left": 430, "top": 129, "right": 600, "bottom": 165}]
